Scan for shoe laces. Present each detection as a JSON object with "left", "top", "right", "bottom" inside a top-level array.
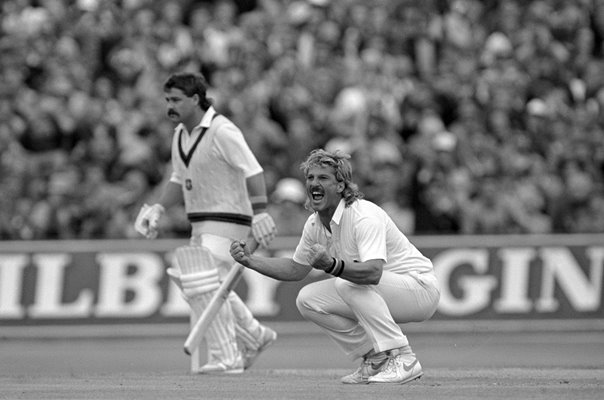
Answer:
[{"left": 380, "top": 352, "right": 405, "bottom": 375}]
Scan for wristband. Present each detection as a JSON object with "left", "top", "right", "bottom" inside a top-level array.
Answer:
[
  {"left": 330, "top": 258, "right": 345, "bottom": 277},
  {"left": 333, "top": 260, "right": 345, "bottom": 277},
  {"left": 324, "top": 257, "right": 337, "bottom": 274},
  {"left": 250, "top": 195, "right": 268, "bottom": 212}
]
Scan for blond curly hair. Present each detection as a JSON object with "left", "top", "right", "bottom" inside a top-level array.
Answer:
[{"left": 300, "top": 148, "right": 364, "bottom": 208}]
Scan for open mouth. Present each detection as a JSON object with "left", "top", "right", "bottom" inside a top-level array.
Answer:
[{"left": 310, "top": 189, "right": 324, "bottom": 201}]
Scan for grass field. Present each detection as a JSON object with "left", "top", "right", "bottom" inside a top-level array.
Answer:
[{"left": 1, "top": 322, "right": 602, "bottom": 399}]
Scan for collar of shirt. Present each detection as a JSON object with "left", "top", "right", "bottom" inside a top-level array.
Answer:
[
  {"left": 175, "top": 106, "right": 216, "bottom": 136},
  {"left": 311, "top": 198, "right": 346, "bottom": 228},
  {"left": 331, "top": 198, "right": 346, "bottom": 226}
]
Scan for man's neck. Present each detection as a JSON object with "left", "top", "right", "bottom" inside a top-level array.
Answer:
[
  {"left": 183, "top": 109, "right": 206, "bottom": 133},
  {"left": 318, "top": 210, "right": 335, "bottom": 232}
]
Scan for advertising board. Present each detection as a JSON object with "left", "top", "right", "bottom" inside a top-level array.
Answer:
[{"left": 1, "top": 235, "right": 602, "bottom": 328}]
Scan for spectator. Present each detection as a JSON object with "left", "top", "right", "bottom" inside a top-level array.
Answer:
[
  {"left": 267, "top": 177, "right": 310, "bottom": 236},
  {"left": 1, "top": 0, "right": 604, "bottom": 239}
]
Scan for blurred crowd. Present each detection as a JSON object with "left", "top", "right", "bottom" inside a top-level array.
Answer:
[{"left": 1, "top": 0, "right": 604, "bottom": 240}]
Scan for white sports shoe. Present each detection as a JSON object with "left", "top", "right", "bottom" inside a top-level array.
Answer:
[
  {"left": 243, "top": 326, "right": 277, "bottom": 370},
  {"left": 197, "top": 353, "right": 244, "bottom": 375},
  {"left": 341, "top": 354, "right": 389, "bottom": 384},
  {"left": 367, "top": 351, "right": 423, "bottom": 384}
]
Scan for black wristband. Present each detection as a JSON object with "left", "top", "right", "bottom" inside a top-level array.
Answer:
[
  {"left": 325, "top": 257, "right": 337, "bottom": 274},
  {"left": 333, "top": 260, "right": 345, "bottom": 277}
]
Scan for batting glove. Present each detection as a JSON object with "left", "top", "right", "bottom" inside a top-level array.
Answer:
[
  {"left": 251, "top": 212, "right": 277, "bottom": 248},
  {"left": 134, "top": 203, "right": 165, "bottom": 239}
]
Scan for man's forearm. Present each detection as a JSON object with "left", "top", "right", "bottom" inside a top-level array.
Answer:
[
  {"left": 245, "top": 255, "right": 311, "bottom": 282},
  {"left": 157, "top": 181, "right": 183, "bottom": 209},
  {"left": 246, "top": 172, "right": 269, "bottom": 213}
]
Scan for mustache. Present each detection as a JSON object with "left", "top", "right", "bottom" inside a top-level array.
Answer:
[{"left": 167, "top": 110, "right": 179, "bottom": 117}]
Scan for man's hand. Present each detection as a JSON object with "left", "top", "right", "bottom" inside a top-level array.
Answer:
[
  {"left": 307, "top": 244, "right": 333, "bottom": 272},
  {"left": 251, "top": 212, "right": 276, "bottom": 248},
  {"left": 134, "top": 203, "right": 165, "bottom": 239},
  {"left": 230, "top": 240, "right": 252, "bottom": 266}
]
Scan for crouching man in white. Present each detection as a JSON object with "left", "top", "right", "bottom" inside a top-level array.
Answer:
[
  {"left": 134, "top": 72, "right": 277, "bottom": 374},
  {"left": 230, "top": 149, "right": 441, "bottom": 384}
]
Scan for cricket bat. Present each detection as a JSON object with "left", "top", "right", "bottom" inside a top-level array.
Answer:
[{"left": 183, "top": 239, "right": 259, "bottom": 355}]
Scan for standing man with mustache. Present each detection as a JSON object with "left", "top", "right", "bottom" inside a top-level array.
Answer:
[
  {"left": 134, "top": 72, "right": 277, "bottom": 374},
  {"left": 230, "top": 149, "right": 441, "bottom": 384}
]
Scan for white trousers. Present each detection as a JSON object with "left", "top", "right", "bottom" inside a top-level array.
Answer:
[
  {"left": 189, "top": 233, "right": 264, "bottom": 369},
  {"left": 296, "top": 270, "right": 440, "bottom": 360}
]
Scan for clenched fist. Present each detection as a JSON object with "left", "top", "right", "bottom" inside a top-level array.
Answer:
[
  {"left": 307, "top": 244, "right": 334, "bottom": 272},
  {"left": 230, "top": 240, "right": 252, "bottom": 266}
]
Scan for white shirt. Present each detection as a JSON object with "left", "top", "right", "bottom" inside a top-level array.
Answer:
[
  {"left": 293, "top": 199, "right": 434, "bottom": 275},
  {"left": 168, "top": 106, "right": 263, "bottom": 236},
  {"left": 169, "top": 106, "right": 262, "bottom": 186}
]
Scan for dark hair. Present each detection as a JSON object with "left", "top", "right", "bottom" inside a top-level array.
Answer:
[
  {"left": 163, "top": 72, "right": 213, "bottom": 110},
  {"left": 300, "top": 148, "right": 364, "bottom": 207}
]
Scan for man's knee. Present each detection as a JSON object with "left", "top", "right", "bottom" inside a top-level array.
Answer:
[
  {"left": 174, "top": 246, "right": 223, "bottom": 311},
  {"left": 333, "top": 277, "right": 363, "bottom": 301},
  {"left": 295, "top": 284, "right": 314, "bottom": 317}
]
